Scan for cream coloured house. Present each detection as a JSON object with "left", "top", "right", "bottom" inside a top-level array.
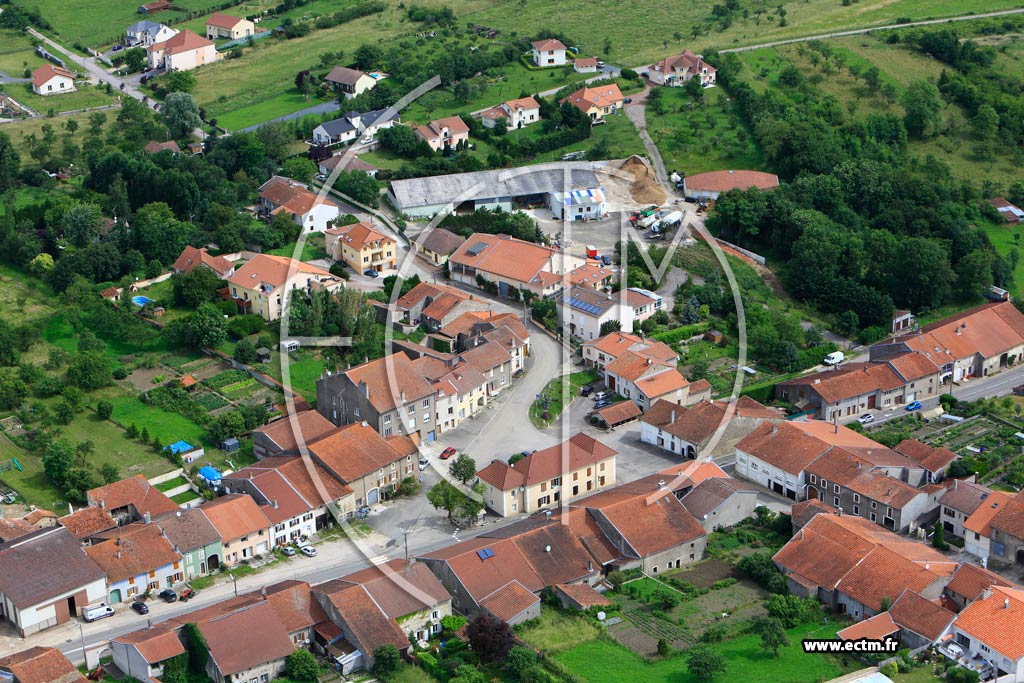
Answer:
[
  {"left": 325, "top": 221, "right": 397, "bottom": 273},
  {"left": 226, "top": 254, "right": 341, "bottom": 321},
  {"left": 205, "top": 12, "right": 255, "bottom": 40},
  {"left": 476, "top": 433, "right": 617, "bottom": 517},
  {"left": 147, "top": 29, "right": 219, "bottom": 71}
]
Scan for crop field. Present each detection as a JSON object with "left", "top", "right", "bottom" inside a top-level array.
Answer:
[{"left": 22, "top": 0, "right": 231, "bottom": 46}]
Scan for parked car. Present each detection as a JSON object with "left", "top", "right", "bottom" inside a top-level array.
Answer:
[
  {"left": 594, "top": 399, "right": 611, "bottom": 409},
  {"left": 593, "top": 391, "right": 609, "bottom": 401},
  {"left": 623, "top": 97, "right": 632, "bottom": 104},
  {"left": 581, "top": 385, "right": 594, "bottom": 397},
  {"left": 315, "top": 173, "right": 326, "bottom": 181},
  {"left": 418, "top": 457, "right": 429, "bottom": 471},
  {"left": 440, "top": 447, "right": 457, "bottom": 460},
  {"left": 301, "top": 546, "right": 318, "bottom": 557},
  {"left": 905, "top": 401, "right": 923, "bottom": 411},
  {"left": 600, "top": 255, "right": 612, "bottom": 265},
  {"left": 857, "top": 413, "right": 875, "bottom": 425},
  {"left": 82, "top": 604, "right": 115, "bottom": 622},
  {"left": 363, "top": 269, "right": 379, "bottom": 278},
  {"left": 112, "top": 45, "right": 123, "bottom": 52},
  {"left": 158, "top": 589, "right": 177, "bottom": 603},
  {"left": 130, "top": 601, "right": 149, "bottom": 615},
  {"left": 596, "top": 60, "right": 606, "bottom": 68},
  {"left": 281, "top": 546, "right": 297, "bottom": 556}
]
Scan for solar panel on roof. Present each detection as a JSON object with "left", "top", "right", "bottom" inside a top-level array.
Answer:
[
  {"left": 476, "top": 547, "right": 495, "bottom": 560},
  {"left": 466, "top": 242, "right": 489, "bottom": 256}
]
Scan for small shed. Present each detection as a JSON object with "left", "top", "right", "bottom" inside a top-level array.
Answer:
[
  {"left": 594, "top": 400, "right": 641, "bottom": 429},
  {"left": 704, "top": 329, "right": 723, "bottom": 344},
  {"left": 256, "top": 347, "right": 272, "bottom": 363},
  {"left": 280, "top": 339, "right": 300, "bottom": 353},
  {"left": 179, "top": 374, "right": 199, "bottom": 390},
  {"left": 220, "top": 437, "right": 240, "bottom": 452}
]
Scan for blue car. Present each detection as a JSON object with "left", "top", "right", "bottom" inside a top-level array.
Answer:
[{"left": 905, "top": 401, "right": 923, "bottom": 411}]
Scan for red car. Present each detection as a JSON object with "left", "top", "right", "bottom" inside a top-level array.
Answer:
[{"left": 440, "top": 447, "right": 457, "bottom": 460}]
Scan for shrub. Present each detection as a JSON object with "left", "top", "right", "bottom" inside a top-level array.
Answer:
[
  {"left": 96, "top": 399, "right": 113, "bottom": 420},
  {"left": 879, "top": 662, "right": 898, "bottom": 678}
]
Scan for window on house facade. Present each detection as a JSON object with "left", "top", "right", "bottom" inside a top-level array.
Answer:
[
  {"left": 834, "top": 497, "right": 840, "bottom": 507},
  {"left": 834, "top": 484, "right": 840, "bottom": 493}
]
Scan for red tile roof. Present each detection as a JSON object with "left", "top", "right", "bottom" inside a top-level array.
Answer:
[
  {"left": 335, "top": 559, "right": 449, "bottom": 618},
  {"left": 837, "top": 545, "right": 942, "bottom": 612},
  {"left": 341, "top": 353, "right": 434, "bottom": 413},
  {"left": 309, "top": 421, "right": 412, "bottom": 483},
  {"left": 989, "top": 490, "right": 1024, "bottom": 539},
  {"left": 143, "top": 140, "right": 180, "bottom": 154},
  {"left": 888, "top": 589, "right": 956, "bottom": 641},
  {"left": 260, "top": 580, "right": 329, "bottom": 634},
  {"left": 112, "top": 625, "right": 185, "bottom": 664},
  {"left": 778, "top": 362, "right": 907, "bottom": 404},
  {"left": 479, "top": 580, "right": 539, "bottom": 622},
  {"left": 312, "top": 582, "right": 409, "bottom": 653},
  {"left": 326, "top": 221, "right": 394, "bottom": 250},
  {"left": 58, "top": 506, "right": 116, "bottom": 539},
  {"left": 635, "top": 367, "right": 689, "bottom": 400},
  {"left": 945, "top": 563, "right": 1015, "bottom": 603},
  {"left": 87, "top": 475, "right": 179, "bottom": 517},
  {"left": 325, "top": 66, "right": 368, "bottom": 86},
  {"left": 149, "top": 29, "right": 214, "bottom": 56},
  {"left": 198, "top": 602, "right": 296, "bottom": 676},
  {"left": 894, "top": 439, "right": 957, "bottom": 474},
  {"left": 963, "top": 490, "right": 1013, "bottom": 539},
  {"left": 224, "top": 469, "right": 311, "bottom": 525},
  {"left": 885, "top": 300, "right": 1024, "bottom": 365},
  {"left": 953, "top": 586, "right": 1024, "bottom": 660},
  {"left": 199, "top": 494, "right": 271, "bottom": 541},
  {"left": 553, "top": 582, "right": 610, "bottom": 608},
  {"left": 0, "top": 647, "right": 87, "bottom": 683},
  {"left": 595, "top": 400, "right": 641, "bottom": 425},
  {"left": 684, "top": 170, "right": 779, "bottom": 194},
  {"left": 85, "top": 524, "right": 181, "bottom": 582},
  {"left": 253, "top": 411, "right": 337, "bottom": 454},
  {"left": 560, "top": 84, "right": 624, "bottom": 113},
  {"left": 449, "top": 233, "right": 563, "bottom": 287},
  {"left": 604, "top": 350, "right": 673, "bottom": 382},
  {"left": 476, "top": 433, "right": 617, "bottom": 491},
  {"left": 531, "top": 39, "right": 566, "bottom": 51},
  {"left": 205, "top": 12, "right": 246, "bottom": 29},
  {"left": 227, "top": 254, "right": 333, "bottom": 291},
  {"left": 259, "top": 175, "right": 339, "bottom": 217},
  {"left": 653, "top": 50, "right": 717, "bottom": 77},
  {"left": 172, "top": 245, "right": 233, "bottom": 277},
  {"left": 837, "top": 612, "right": 898, "bottom": 641},
  {"left": 575, "top": 484, "right": 706, "bottom": 557},
  {"left": 32, "top": 64, "right": 74, "bottom": 89},
  {"left": 737, "top": 420, "right": 891, "bottom": 476}
]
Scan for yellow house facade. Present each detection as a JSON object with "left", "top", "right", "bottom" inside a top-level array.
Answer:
[{"left": 325, "top": 221, "right": 397, "bottom": 273}]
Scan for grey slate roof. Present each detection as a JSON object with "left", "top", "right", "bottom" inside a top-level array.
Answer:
[
  {"left": 317, "top": 117, "right": 357, "bottom": 137},
  {"left": 680, "top": 477, "right": 756, "bottom": 520},
  {"left": 154, "top": 508, "right": 221, "bottom": 553},
  {"left": 0, "top": 528, "right": 105, "bottom": 609},
  {"left": 419, "top": 228, "right": 466, "bottom": 255},
  {"left": 388, "top": 162, "right": 604, "bottom": 210}
]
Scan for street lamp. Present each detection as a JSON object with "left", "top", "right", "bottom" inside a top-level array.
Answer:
[{"left": 78, "top": 621, "right": 87, "bottom": 667}]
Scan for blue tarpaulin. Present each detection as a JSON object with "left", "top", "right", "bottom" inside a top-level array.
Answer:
[
  {"left": 167, "top": 440, "right": 194, "bottom": 455},
  {"left": 199, "top": 466, "right": 222, "bottom": 482}
]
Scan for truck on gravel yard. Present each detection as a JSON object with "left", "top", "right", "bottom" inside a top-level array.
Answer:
[{"left": 657, "top": 210, "right": 683, "bottom": 230}]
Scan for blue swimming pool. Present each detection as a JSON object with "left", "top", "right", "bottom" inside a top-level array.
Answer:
[{"left": 131, "top": 295, "right": 154, "bottom": 307}]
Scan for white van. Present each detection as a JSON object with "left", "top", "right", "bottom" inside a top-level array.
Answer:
[
  {"left": 82, "top": 603, "right": 115, "bottom": 622},
  {"left": 823, "top": 351, "right": 845, "bottom": 366}
]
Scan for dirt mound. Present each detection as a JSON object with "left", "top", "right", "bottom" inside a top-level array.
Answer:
[{"left": 617, "top": 155, "right": 665, "bottom": 206}]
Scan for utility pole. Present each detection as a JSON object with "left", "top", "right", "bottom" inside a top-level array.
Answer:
[
  {"left": 402, "top": 527, "right": 411, "bottom": 563},
  {"left": 78, "top": 621, "right": 87, "bottom": 668},
  {"left": 231, "top": 572, "right": 238, "bottom": 597}
]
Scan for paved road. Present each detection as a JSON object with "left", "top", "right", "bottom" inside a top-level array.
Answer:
[
  {"left": 0, "top": 71, "right": 30, "bottom": 84},
  {"left": 237, "top": 100, "right": 341, "bottom": 133},
  {"left": 719, "top": 7, "right": 1024, "bottom": 53}
]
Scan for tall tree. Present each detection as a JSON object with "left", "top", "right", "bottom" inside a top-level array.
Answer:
[
  {"left": 755, "top": 616, "right": 789, "bottom": 656},
  {"left": 162, "top": 92, "right": 202, "bottom": 138},
  {"left": 901, "top": 81, "right": 943, "bottom": 139},
  {"left": 0, "top": 131, "right": 20, "bottom": 192}
]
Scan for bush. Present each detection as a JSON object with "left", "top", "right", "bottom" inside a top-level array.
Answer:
[
  {"left": 879, "top": 662, "right": 898, "bottom": 678},
  {"left": 285, "top": 650, "right": 318, "bottom": 682},
  {"left": 96, "top": 399, "right": 113, "bottom": 420}
]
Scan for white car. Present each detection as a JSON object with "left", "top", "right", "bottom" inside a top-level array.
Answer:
[
  {"left": 418, "top": 457, "right": 429, "bottom": 471},
  {"left": 300, "top": 546, "right": 317, "bottom": 557},
  {"left": 281, "top": 546, "right": 297, "bottom": 556},
  {"left": 857, "top": 413, "right": 875, "bottom": 425}
]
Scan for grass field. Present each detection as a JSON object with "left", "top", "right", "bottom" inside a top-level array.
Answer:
[
  {"left": 268, "top": 233, "right": 328, "bottom": 262},
  {"left": 557, "top": 623, "right": 855, "bottom": 683},
  {"left": 21, "top": 0, "right": 231, "bottom": 46},
  {"left": 978, "top": 218, "right": 1024, "bottom": 294},
  {"left": 0, "top": 30, "right": 48, "bottom": 75},
  {"left": 516, "top": 608, "right": 604, "bottom": 653},
  {"left": 0, "top": 432, "right": 61, "bottom": 509},
  {"left": 3, "top": 83, "right": 118, "bottom": 115},
  {"left": 213, "top": 89, "right": 328, "bottom": 131},
  {"left": 0, "top": 265, "right": 60, "bottom": 326},
  {"left": 648, "top": 85, "right": 766, "bottom": 175},
  {"left": 529, "top": 369, "right": 601, "bottom": 428}
]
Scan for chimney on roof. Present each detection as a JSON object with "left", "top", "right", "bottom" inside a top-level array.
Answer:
[
  {"left": 545, "top": 545, "right": 551, "bottom": 553},
  {"left": 400, "top": 391, "right": 406, "bottom": 402},
  {"left": 99, "top": 500, "right": 105, "bottom": 509},
  {"left": 837, "top": 507, "right": 842, "bottom": 516},
  {"left": 144, "top": 512, "right": 151, "bottom": 524},
  {"left": 1005, "top": 598, "right": 1010, "bottom": 609},
  {"left": 658, "top": 480, "right": 666, "bottom": 489},
  {"left": 273, "top": 499, "right": 279, "bottom": 509},
  {"left": 360, "top": 420, "right": 368, "bottom": 427},
  {"left": 262, "top": 586, "right": 268, "bottom": 598},
  {"left": 925, "top": 563, "right": 929, "bottom": 570},
  {"left": 670, "top": 409, "right": 676, "bottom": 423},
  {"left": 116, "top": 549, "right": 122, "bottom": 559}
]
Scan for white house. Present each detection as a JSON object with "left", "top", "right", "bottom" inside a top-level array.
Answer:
[
  {"left": 549, "top": 187, "right": 607, "bottom": 221},
  {"left": 311, "top": 109, "right": 397, "bottom": 146},
  {"left": 259, "top": 175, "right": 341, "bottom": 233},
  {"left": 947, "top": 586, "right": 1024, "bottom": 682},
  {"left": 531, "top": 38, "right": 566, "bottom": 66},
  {"left": 125, "top": 20, "right": 177, "bottom": 47},
  {"left": 562, "top": 286, "right": 661, "bottom": 341},
  {"left": 31, "top": 65, "right": 75, "bottom": 96},
  {"left": 480, "top": 96, "right": 541, "bottom": 130}
]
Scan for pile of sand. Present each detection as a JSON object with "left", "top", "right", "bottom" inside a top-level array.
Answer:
[{"left": 617, "top": 155, "right": 666, "bottom": 206}]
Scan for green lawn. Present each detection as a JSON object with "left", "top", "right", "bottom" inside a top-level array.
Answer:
[
  {"left": 265, "top": 353, "right": 326, "bottom": 403},
  {"left": 648, "top": 85, "right": 766, "bottom": 176},
  {"left": 529, "top": 369, "right": 601, "bottom": 428},
  {"left": 516, "top": 608, "right": 604, "bottom": 653},
  {"left": 979, "top": 218, "right": 1024, "bottom": 297},
  {"left": 21, "top": 0, "right": 231, "bottom": 46},
  {"left": 105, "top": 392, "right": 207, "bottom": 445},
  {"left": 5, "top": 83, "right": 117, "bottom": 115},
  {"left": 557, "top": 623, "right": 856, "bottom": 683},
  {"left": 60, "top": 410, "right": 177, "bottom": 478},
  {"left": 0, "top": 29, "right": 48, "bottom": 75},
  {"left": 0, "top": 432, "right": 63, "bottom": 509},
  {"left": 267, "top": 233, "right": 329, "bottom": 262},
  {"left": 214, "top": 90, "right": 330, "bottom": 132},
  {"left": 0, "top": 264, "right": 60, "bottom": 327}
]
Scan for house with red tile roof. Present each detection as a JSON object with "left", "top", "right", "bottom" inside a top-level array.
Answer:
[
  {"left": 582, "top": 330, "right": 677, "bottom": 370},
  {"left": 0, "top": 647, "right": 88, "bottom": 683},
  {"left": 573, "top": 56, "right": 599, "bottom": 73},
  {"left": 448, "top": 232, "right": 588, "bottom": 298},
  {"left": 776, "top": 351, "right": 941, "bottom": 424},
  {"left": 553, "top": 582, "right": 610, "bottom": 610},
  {"left": 871, "top": 300, "right": 1024, "bottom": 384},
  {"left": 943, "top": 562, "right": 1016, "bottom": 613},
  {"left": 963, "top": 489, "right": 1013, "bottom": 562},
  {"left": 640, "top": 396, "right": 783, "bottom": 459},
  {"left": 312, "top": 580, "right": 413, "bottom": 669},
  {"left": 259, "top": 175, "right": 342, "bottom": 233},
  {"left": 142, "top": 139, "right": 180, "bottom": 154},
  {"left": 86, "top": 474, "right": 179, "bottom": 526},
  {"left": 895, "top": 438, "right": 957, "bottom": 483},
  {"left": 413, "top": 227, "right": 466, "bottom": 266},
  {"left": 947, "top": 585, "right": 1024, "bottom": 681},
  {"left": 222, "top": 468, "right": 320, "bottom": 546},
  {"left": 324, "top": 66, "right": 377, "bottom": 99},
  {"left": 147, "top": 29, "right": 219, "bottom": 71},
  {"left": 199, "top": 494, "right": 272, "bottom": 566},
  {"left": 226, "top": 254, "right": 340, "bottom": 321},
  {"left": 58, "top": 506, "right": 116, "bottom": 542},
  {"left": 531, "top": 38, "right": 566, "bottom": 66},
  {"left": 388, "top": 281, "right": 487, "bottom": 331},
  {"left": 31, "top": 65, "right": 75, "bottom": 96},
  {"left": 307, "top": 421, "right": 418, "bottom": 510},
  {"left": 648, "top": 49, "right": 717, "bottom": 87},
  {"left": 316, "top": 353, "right": 436, "bottom": 445},
  {"left": 571, "top": 478, "right": 708, "bottom": 575},
  {"left": 476, "top": 433, "right": 617, "bottom": 517},
  {"left": 988, "top": 491, "right": 1024, "bottom": 569},
  {"left": 940, "top": 479, "right": 999, "bottom": 541},
  {"left": 327, "top": 559, "right": 451, "bottom": 642},
  {"left": 479, "top": 96, "right": 541, "bottom": 130},
  {"left": 111, "top": 624, "right": 186, "bottom": 681},
  {"left": 252, "top": 410, "right": 337, "bottom": 459},
  {"left": 681, "top": 476, "right": 759, "bottom": 532},
  {"left": 204, "top": 12, "right": 254, "bottom": 40},
  {"left": 325, "top": 221, "right": 397, "bottom": 273},
  {"left": 413, "top": 116, "right": 470, "bottom": 152},
  {"left": 199, "top": 601, "right": 297, "bottom": 683},
  {"left": 681, "top": 169, "right": 779, "bottom": 200},
  {"left": 418, "top": 518, "right": 601, "bottom": 623},
  {"left": 560, "top": 84, "right": 623, "bottom": 121},
  {"left": 603, "top": 350, "right": 695, "bottom": 412},
  {"left": 773, "top": 513, "right": 954, "bottom": 621},
  {"left": 172, "top": 245, "right": 235, "bottom": 279},
  {"left": 85, "top": 523, "right": 183, "bottom": 604}
]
